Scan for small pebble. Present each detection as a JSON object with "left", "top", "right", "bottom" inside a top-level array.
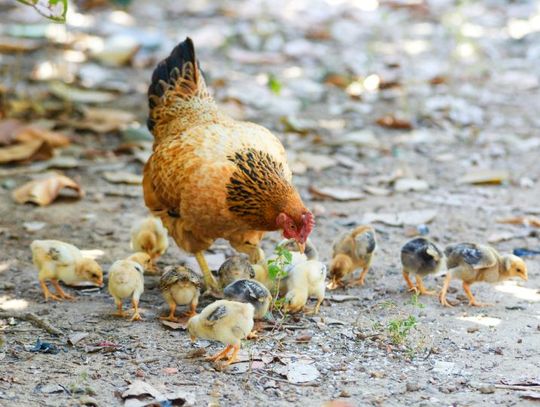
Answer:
[
  {"left": 467, "top": 327, "right": 479, "bottom": 333},
  {"left": 406, "top": 382, "right": 420, "bottom": 392},
  {"left": 479, "top": 385, "right": 496, "bottom": 394}
]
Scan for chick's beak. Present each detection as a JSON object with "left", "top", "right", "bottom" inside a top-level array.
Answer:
[{"left": 297, "top": 242, "right": 306, "bottom": 254}]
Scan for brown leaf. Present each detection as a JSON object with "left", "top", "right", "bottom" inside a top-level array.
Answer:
[
  {"left": 0, "top": 37, "right": 41, "bottom": 53},
  {"left": 0, "top": 119, "right": 22, "bottom": 145},
  {"left": 376, "top": 115, "right": 413, "bottom": 130},
  {"left": 497, "top": 216, "right": 540, "bottom": 228},
  {"left": 0, "top": 140, "right": 54, "bottom": 164},
  {"left": 12, "top": 174, "right": 84, "bottom": 206},
  {"left": 160, "top": 319, "right": 187, "bottom": 330},
  {"left": 102, "top": 171, "right": 142, "bottom": 185},
  {"left": 15, "top": 127, "right": 70, "bottom": 148},
  {"left": 66, "top": 107, "right": 136, "bottom": 133}
]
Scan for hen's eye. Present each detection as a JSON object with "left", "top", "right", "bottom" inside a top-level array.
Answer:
[{"left": 290, "top": 224, "right": 297, "bottom": 231}]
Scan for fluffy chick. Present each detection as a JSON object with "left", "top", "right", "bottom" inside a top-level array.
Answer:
[
  {"left": 439, "top": 243, "right": 528, "bottom": 307},
  {"left": 187, "top": 300, "right": 254, "bottom": 365},
  {"left": 223, "top": 279, "right": 271, "bottom": 319},
  {"left": 401, "top": 237, "right": 444, "bottom": 296},
  {"left": 159, "top": 266, "right": 202, "bottom": 321},
  {"left": 214, "top": 255, "right": 255, "bottom": 289},
  {"left": 31, "top": 240, "right": 103, "bottom": 301},
  {"left": 328, "top": 225, "right": 377, "bottom": 289},
  {"left": 130, "top": 216, "right": 169, "bottom": 270},
  {"left": 284, "top": 260, "right": 327, "bottom": 314},
  {"left": 108, "top": 255, "right": 147, "bottom": 321}
]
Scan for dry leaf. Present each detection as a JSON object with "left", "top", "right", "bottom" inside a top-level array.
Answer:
[
  {"left": 0, "top": 119, "right": 22, "bottom": 145},
  {"left": 362, "top": 209, "right": 437, "bottom": 226},
  {"left": 12, "top": 174, "right": 84, "bottom": 206},
  {"left": 287, "top": 362, "right": 320, "bottom": 384},
  {"left": 102, "top": 171, "right": 142, "bottom": 185},
  {"left": 309, "top": 186, "right": 364, "bottom": 201},
  {"left": 458, "top": 169, "right": 509, "bottom": 185},
  {"left": 67, "top": 107, "right": 136, "bottom": 133},
  {"left": 15, "top": 127, "right": 70, "bottom": 148},
  {"left": 160, "top": 319, "right": 187, "bottom": 330},
  {"left": 68, "top": 332, "right": 89, "bottom": 346},
  {"left": 122, "top": 380, "right": 162, "bottom": 400},
  {"left": 0, "top": 37, "right": 41, "bottom": 53},
  {"left": 0, "top": 140, "right": 54, "bottom": 164},
  {"left": 327, "top": 294, "right": 359, "bottom": 303},
  {"left": 376, "top": 115, "right": 413, "bottom": 130},
  {"left": 394, "top": 178, "right": 429, "bottom": 192},
  {"left": 497, "top": 216, "right": 540, "bottom": 227},
  {"left": 49, "top": 81, "right": 117, "bottom": 104}
]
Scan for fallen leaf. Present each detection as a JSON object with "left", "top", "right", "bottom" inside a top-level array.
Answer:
[
  {"left": 376, "top": 115, "right": 412, "bottom": 130},
  {"left": 23, "top": 222, "right": 46, "bottom": 232},
  {"left": 227, "top": 361, "right": 265, "bottom": 374},
  {"left": 15, "top": 127, "right": 70, "bottom": 148},
  {"left": 497, "top": 216, "right": 540, "bottom": 227},
  {"left": 122, "top": 380, "right": 162, "bottom": 400},
  {"left": 160, "top": 320, "right": 187, "bottom": 330},
  {"left": 185, "top": 348, "right": 206, "bottom": 359},
  {"left": 12, "top": 174, "right": 84, "bottom": 206},
  {"left": 521, "top": 391, "right": 540, "bottom": 401},
  {"left": 90, "top": 34, "right": 140, "bottom": 67},
  {"left": 39, "top": 384, "right": 64, "bottom": 394},
  {"left": 458, "top": 169, "right": 509, "bottom": 185},
  {"left": 0, "top": 37, "right": 41, "bottom": 53},
  {"left": 0, "top": 140, "right": 54, "bottom": 164},
  {"left": 309, "top": 186, "right": 364, "bottom": 201},
  {"left": 287, "top": 362, "right": 320, "bottom": 383},
  {"left": 0, "top": 119, "right": 22, "bottom": 145},
  {"left": 49, "top": 81, "right": 117, "bottom": 104},
  {"left": 296, "top": 153, "right": 337, "bottom": 172},
  {"left": 363, "top": 185, "right": 392, "bottom": 196},
  {"left": 68, "top": 332, "right": 89, "bottom": 346},
  {"left": 362, "top": 209, "right": 437, "bottom": 226},
  {"left": 102, "top": 172, "right": 142, "bottom": 185},
  {"left": 68, "top": 108, "right": 136, "bottom": 133}
]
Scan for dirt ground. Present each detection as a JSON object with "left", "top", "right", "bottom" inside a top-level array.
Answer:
[{"left": 1, "top": 0, "right": 540, "bottom": 406}]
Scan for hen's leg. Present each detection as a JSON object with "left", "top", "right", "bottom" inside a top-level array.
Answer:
[
  {"left": 40, "top": 280, "right": 62, "bottom": 301},
  {"left": 51, "top": 279, "right": 74, "bottom": 300},
  {"left": 195, "top": 252, "right": 219, "bottom": 292},
  {"left": 415, "top": 275, "right": 436, "bottom": 296},
  {"left": 463, "top": 282, "right": 491, "bottom": 307},
  {"left": 402, "top": 269, "right": 418, "bottom": 293}
]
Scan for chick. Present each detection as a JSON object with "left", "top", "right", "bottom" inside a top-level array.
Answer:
[
  {"left": 187, "top": 300, "right": 254, "bottom": 365},
  {"left": 130, "top": 216, "right": 169, "bottom": 270},
  {"left": 31, "top": 240, "right": 103, "bottom": 301},
  {"left": 108, "top": 254, "right": 148, "bottom": 321},
  {"left": 284, "top": 260, "right": 327, "bottom": 314},
  {"left": 280, "top": 238, "right": 319, "bottom": 261},
  {"left": 214, "top": 255, "right": 255, "bottom": 289},
  {"left": 439, "top": 243, "right": 528, "bottom": 307},
  {"left": 401, "top": 237, "right": 444, "bottom": 296},
  {"left": 223, "top": 279, "right": 271, "bottom": 319},
  {"left": 126, "top": 252, "right": 153, "bottom": 273},
  {"left": 159, "top": 265, "right": 202, "bottom": 321},
  {"left": 328, "top": 225, "right": 377, "bottom": 289}
]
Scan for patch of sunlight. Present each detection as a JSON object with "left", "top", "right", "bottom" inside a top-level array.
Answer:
[
  {"left": 63, "top": 50, "right": 86, "bottom": 63},
  {"left": 494, "top": 281, "right": 540, "bottom": 302},
  {"left": 256, "top": 73, "right": 267, "bottom": 86},
  {"left": 324, "top": 0, "right": 378, "bottom": 11},
  {"left": 0, "top": 296, "right": 29, "bottom": 311},
  {"left": 67, "top": 11, "right": 94, "bottom": 28},
  {"left": 0, "top": 263, "right": 9, "bottom": 274},
  {"left": 345, "top": 81, "right": 363, "bottom": 97},
  {"left": 283, "top": 66, "right": 303, "bottom": 79},
  {"left": 455, "top": 43, "right": 476, "bottom": 59},
  {"left": 508, "top": 19, "right": 533, "bottom": 40},
  {"left": 461, "top": 23, "right": 485, "bottom": 38},
  {"left": 318, "top": 119, "right": 345, "bottom": 131},
  {"left": 403, "top": 40, "right": 429, "bottom": 55},
  {"left": 363, "top": 74, "right": 380, "bottom": 92},
  {"left": 81, "top": 249, "right": 105, "bottom": 260},
  {"left": 457, "top": 316, "right": 501, "bottom": 327},
  {"left": 108, "top": 10, "right": 135, "bottom": 26}
]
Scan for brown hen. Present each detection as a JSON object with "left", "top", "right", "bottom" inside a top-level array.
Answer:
[{"left": 143, "top": 38, "right": 314, "bottom": 291}]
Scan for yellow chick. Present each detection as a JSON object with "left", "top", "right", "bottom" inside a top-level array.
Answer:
[
  {"left": 280, "top": 238, "right": 319, "bottom": 261},
  {"left": 215, "top": 255, "right": 255, "bottom": 289},
  {"left": 130, "top": 216, "right": 169, "bottom": 270},
  {"left": 108, "top": 253, "right": 151, "bottom": 321},
  {"left": 401, "top": 237, "right": 444, "bottom": 296},
  {"left": 187, "top": 300, "right": 254, "bottom": 365},
  {"left": 439, "top": 243, "right": 528, "bottom": 307},
  {"left": 284, "top": 260, "right": 327, "bottom": 314},
  {"left": 31, "top": 240, "right": 103, "bottom": 301},
  {"left": 328, "top": 225, "right": 376, "bottom": 289},
  {"left": 159, "top": 265, "right": 202, "bottom": 321}
]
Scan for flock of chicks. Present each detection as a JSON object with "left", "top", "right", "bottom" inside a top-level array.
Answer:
[{"left": 29, "top": 218, "right": 529, "bottom": 366}]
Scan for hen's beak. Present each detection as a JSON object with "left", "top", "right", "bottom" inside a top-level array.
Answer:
[{"left": 297, "top": 242, "right": 306, "bottom": 254}]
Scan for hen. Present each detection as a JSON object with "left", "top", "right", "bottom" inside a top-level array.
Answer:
[{"left": 143, "top": 38, "right": 314, "bottom": 291}]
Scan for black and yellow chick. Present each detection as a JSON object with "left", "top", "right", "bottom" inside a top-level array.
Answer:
[
  {"left": 223, "top": 279, "right": 271, "bottom": 319},
  {"left": 214, "top": 255, "right": 255, "bottom": 289},
  {"left": 439, "top": 243, "right": 528, "bottom": 307},
  {"left": 159, "top": 265, "right": 202, "bottom": 321},
  {"left": 401, "top": 237, "right": 444, "bottom": 295}
]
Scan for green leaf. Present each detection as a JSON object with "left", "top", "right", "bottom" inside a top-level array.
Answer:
[
  {"left": 283, "top": 250, "right": 293, "bottom": 264},
  {"left": 16, "top": 0, "right": 68, "bottom": 23},
  {"left": 267, "top": 74, "right": 282, "bottom": 95},
  {"left": 268, "top": 264, "right": 281, "bottom": 280}
]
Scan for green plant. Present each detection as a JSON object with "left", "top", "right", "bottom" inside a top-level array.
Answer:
[
  {"left": 267, "top": 245, "right": 292, "bottom": 311},
  {"left": 409, "top": 293, "right": 425, "bottom": 309},
  {"left": 387, "top": 315, "right": 417, "bottom": 345},
  {"left": 267, "top": 74, "right": 282, "bottom": 95},
  {"left": 16, "top": 0, "right": 67, "bottom": 23}
]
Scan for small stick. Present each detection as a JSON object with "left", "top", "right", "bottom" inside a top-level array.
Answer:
[
  {"left": 494, "top": 384, "right": 540, "bottom": 391},
  {"left": 0, "top": 312, "right": 63, "bottom": 336}
]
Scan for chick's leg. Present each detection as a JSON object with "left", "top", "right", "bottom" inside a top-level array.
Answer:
[
  {"left": 224, "top": 344, "right": 240, "bottom": 365},
  {"left": 415, "top": 275, "right": 436, "bottom": 296},
  {"left": 463, "top": 282, "right": 491, "bottom": 307},
  {"left": 40, "top": 280, "right": 62, "bottom": 301},
  {"left": 327, "top": 277, "right": 343, "bottom": 290},
  {"left": 402, "top": 270, "right": 418, "bottom": 293},
  {"left": 113, "top": 300, "right": 127, "bottom": 317},
  {"left": 195, "top": 252, "right": 219, "bottom": 293},
  {"left": 206, "top": 345, "right": 232, "bottom": 362},
  {"left": 130, "top": 298, "right": 142, "bottom": 321},
  {"left": 50, "top": 279, "right": 74, "bottom": 300},
  {"left": 182, "top": 298, "right": 198, "bottom": 318},
  {"left": 159, "top": 301, "right": 178, "bottom": 322},
  {"left": 439, "top": 272, "right": 455, "bottom": 307}
]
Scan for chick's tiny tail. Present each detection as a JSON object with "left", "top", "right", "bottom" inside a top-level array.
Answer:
[{"left": 147, "top": 37, "right": 218, "bottom": 140}]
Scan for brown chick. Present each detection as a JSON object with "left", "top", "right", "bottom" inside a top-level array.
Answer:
[
  {"left": 401, "top": 237, "right": 444, "bottom": 296},
  {"left": 31, "top": 240, "right": 103, "bottom": 301},
  {"left": 439, "top": 243, "right": 528, "bottom": 307},
  {"left": 214, "top": 255, "right": 255, "bottom": 290},
  {"left": 187, "top": 300, "right": 254, "bottom": 365},
  {"left": 159, "top": 265, "right": 202, "bottom": 321},
  {"left": 328, "top": 225, "right": 376, "bottom": 289}
]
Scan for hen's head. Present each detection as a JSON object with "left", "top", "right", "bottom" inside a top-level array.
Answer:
[{"left": 276, "top": 211, "right": 314, "bottom": 249}]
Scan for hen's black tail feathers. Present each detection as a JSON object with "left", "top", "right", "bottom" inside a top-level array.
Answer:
[{"left": 147, "top": 37, "right": 203, "bottom": 131}]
